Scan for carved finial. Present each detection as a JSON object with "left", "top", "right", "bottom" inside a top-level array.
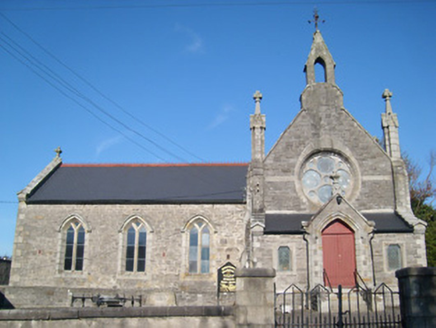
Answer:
[
  {"left": 308, "top": 8, "right": 325, "bottom": 31},
  {"left": 330, "top": 171, "right": 341, "bottom": 195},
  {"left": 382, "top": 89, "right": 393, "bottom": 114},
  {"left": 55, "top": 146, "right": 62, "bottom": 158},
  {"left": 382, "top": 89, "right": 393, "bottom": 101},
  {"left": 253, "top": 90, "right": 262, "bottom": 115}
]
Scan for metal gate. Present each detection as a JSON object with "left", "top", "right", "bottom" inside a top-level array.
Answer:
[{"left": 275, "top": 283, "right": 402, "bottom": 328}]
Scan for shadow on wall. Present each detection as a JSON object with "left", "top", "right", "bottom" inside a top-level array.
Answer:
[
  {"left": 0, "top": 258, "right": 14, "bottom": 309},
  {"left": 0, "top": 259, "right": 11, "bottom": 286},
  {"left": 0, "top": 291, "right": 14, "bottom": 310}
]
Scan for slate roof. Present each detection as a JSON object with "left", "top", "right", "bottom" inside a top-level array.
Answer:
[
  {"left": 264, "top": 212, "right": 413, "bottom": 234},
  {"left": 363, "top": 212, "right": 413, "bottom": 233},
  {"left": 26, "top": 163, "right": 248, "bottom": 204},
  {"left": 264, "top": 213, "right": 312, "bottom": 234}
]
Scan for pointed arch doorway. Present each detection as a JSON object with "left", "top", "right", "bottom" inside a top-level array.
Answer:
[{"left": 322, "top": 220, "right": 356, "bottom": 288}]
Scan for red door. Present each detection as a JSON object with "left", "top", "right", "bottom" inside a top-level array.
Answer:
[{"left": 322, "top": 220, "right": 356, "bottom": 288}]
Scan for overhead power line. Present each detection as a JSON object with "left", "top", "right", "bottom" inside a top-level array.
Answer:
[
  {"left": 0, "top": 13, "right": 205, "bottom": 163},
  {"left": 0, "top": 0, "right": 434, "bottom": 11},
  {"left": 0, "top": 38, "right": 168, "bottom": 162},
  {"left": 0, "top": 13, "right": 205, "bottom": 162},
  {"left": 0, "top": 13, "right": 246, "bottom": 192}
]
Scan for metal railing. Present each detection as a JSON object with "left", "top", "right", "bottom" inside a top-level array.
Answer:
[
  {"left": 71, "top": 293, "right": 143, "bottom": 307},
  {"left": 275, "top": 282, "right": 401, "bottom": 328}
]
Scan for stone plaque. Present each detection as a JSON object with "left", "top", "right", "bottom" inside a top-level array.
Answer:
[{"left": 218, "top": 262, "right": 236, "bottom": 293}]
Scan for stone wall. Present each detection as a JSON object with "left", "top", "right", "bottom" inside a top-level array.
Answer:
[
  {"left": 10, "top": 203, "right": 247, "bottom": 307},
  {"left": 372, "top": 232, "right": 427, "bottom": 286},
  {"left": 263, "top": 102, "right": 396, "bottom": 213},
  {"left": 251, "top": 234, "right": 308, "bottom": 291},
  {"left": 235, "top": 267, "right": 275, "bottom": 328},
  {"left": 0, "top": 268, "right": 276, "bottom": 328},
  {"left": 0, "top": 306, "right": 235, "bottom": 328},
  {"left": 396, "top": 267, "right": 436, "bottom": 328}
]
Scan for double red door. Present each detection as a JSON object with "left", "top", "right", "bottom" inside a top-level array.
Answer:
[{"left": 322, "top": 220, "right": 356, "bottom": 288}]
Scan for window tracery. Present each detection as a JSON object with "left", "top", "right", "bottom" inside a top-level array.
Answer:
[
  {"left": 63, "top": 220, "right": 85, "bottom": 271},
  {"left": 188, "top": 220, "right": 210, "bottom": 274},
  {"left": 124, "top": 219, "right": 147, "bottom": 273},
  {"left": 301, "top": 153, "right": 352, "bottom": 204}
]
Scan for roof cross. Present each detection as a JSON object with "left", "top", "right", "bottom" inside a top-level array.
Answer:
[
  {"left": 253, "top": 90, "right": 263, "bottom": 115},
  {"left": 382, "top": 89, "right": 393, "bottom": 101},
  {"left": 308, "top": 8, "right": 325, "bottom": 31},
  {"left": 382, "top": 89, "right": 393, "bottom": 114},
  {"left": 54, "top": 146, "right": 62, "bottom": 158},
  {"left": 253, "top": 90, "right": 262, "bottom": 103}
]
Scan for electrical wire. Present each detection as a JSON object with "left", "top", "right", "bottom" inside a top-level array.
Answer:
[
  {"left": 0, "top": 13, "right": 205, "bottom": 162},
  {"left": 0, "top": 0, "right": 434, "bottom": 11},
  {"left": 0, "top": 12, "right": 250, "bottom": 199},
  {"left": 0, "top": 29, "right": 195, "bottom": 162},
  {"left": 0, "top": 27, "right": 247, "bottom": 198},
  {"left": 0, "top": 39, "right": 168, "bottom": 162}
]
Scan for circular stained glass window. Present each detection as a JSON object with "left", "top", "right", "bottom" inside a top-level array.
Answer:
[{"left": 301, "top": 153, "right": 352, "bottom": 204}]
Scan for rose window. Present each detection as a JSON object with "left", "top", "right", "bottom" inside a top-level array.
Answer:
[{"left": 301, "top": 153, "right": 352, "bottom": 204}]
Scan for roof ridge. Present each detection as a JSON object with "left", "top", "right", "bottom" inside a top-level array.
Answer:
[{"left": 61, "top": 163, "right": 249, "bottom": 168}]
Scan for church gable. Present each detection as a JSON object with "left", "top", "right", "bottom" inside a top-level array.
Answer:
[
  {"left": 264, "top": 103, "right": 395, "bottom": 212},
  {"left": 262, "top": 31, "right": 395, "bottom": 213}
]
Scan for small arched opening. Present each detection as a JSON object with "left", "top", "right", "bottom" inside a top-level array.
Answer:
[{"left": 314, "top": 57, "right": 327, "bottom": 83}]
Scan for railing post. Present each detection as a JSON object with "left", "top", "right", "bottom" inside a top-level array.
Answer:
[
  {"left": 235, "top": 268, "right": 276, "bottom": 328},
  {"left": 336, "top": 285, "right": 343, "bottom": 328},
  {"left": 396, "top": 267, "right": 436, "bottom": 328}
]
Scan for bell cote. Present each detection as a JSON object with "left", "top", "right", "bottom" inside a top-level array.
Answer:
[
  {"left": 304, "top": 30, "right": 336, "bottom": 86},
  {"left": 300, "top": 29, "right": 344, "bottom": 111}
]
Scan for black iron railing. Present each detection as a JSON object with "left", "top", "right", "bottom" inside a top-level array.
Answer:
[
  {"left": 275, "top": 282, "right": 401, "bottom": 328},
  {"left": 71, "top": 293, "right": 142, "bottom": 307}
]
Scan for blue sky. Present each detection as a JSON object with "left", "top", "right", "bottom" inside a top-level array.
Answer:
[{"left": 0, "top": 0, "right": 435, "bottom": 256}]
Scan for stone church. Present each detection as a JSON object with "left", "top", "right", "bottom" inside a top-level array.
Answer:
[{"left": 7, "top": 27, "right": 426, "bottom": 308}]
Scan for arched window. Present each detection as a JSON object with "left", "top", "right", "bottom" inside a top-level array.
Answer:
[
  {"left": 64, "top": 220, "right": 85, "bottom": 271},
  {"left": 189, "top": 221, "right": 210, "bottom": 274},
  {"left": 278, "top": 246, "right": 291, "bottom": 271},
  {"left": 387, "top": 244, "right": 402, "bottom": 271},
  {"left": 125, "top": 220, "right": 147, "bottom": 272}
]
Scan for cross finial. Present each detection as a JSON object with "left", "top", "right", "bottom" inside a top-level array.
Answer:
[
  {"left": 382, "top": 89, "right": 393, "bottom": 101},
  {"left": 54, "top": 146, "right": 62, "bottom": 158},
  {"left": 308, "top": 8, "right": 325, "bottom": 31},
  {"left": 253, "top": 90, "right": 262, "bottom": 103},
  {"left": 382, "top": 89, "right": 393, "bottom": 114},
  {"left": 253, "top": 90, "right": 262, "bottom": 115}
]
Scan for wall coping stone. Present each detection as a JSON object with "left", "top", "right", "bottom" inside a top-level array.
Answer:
[
  {"left": 0, "top": 306, "right": 234, "bottom": 321},
  {"left": 396, "top": 267, "right": 436, "bottom": 278},
  {"left": 235, "top": 268, "right": 276, "bottom": 278}
]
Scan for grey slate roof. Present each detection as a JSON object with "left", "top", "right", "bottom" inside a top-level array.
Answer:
[
  {"left": 264, "top": 213, "right": 312, "bottom": 234},
  {"left": 363, "top": 212, "right": 413, "bottom": 233},
  {"left": 27, "top": 164, "right": 248, "bottom": 204},
  {"left": 264, "top": 212, "right": 413, "bottom": 234}
]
